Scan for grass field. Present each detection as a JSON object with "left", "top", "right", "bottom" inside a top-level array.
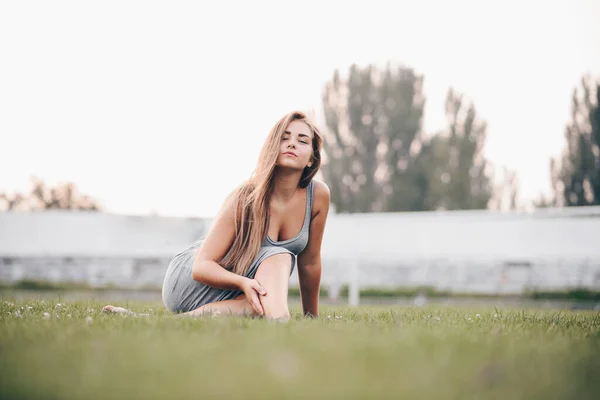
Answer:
[{"left": 1, "top": 297, "right": 599, "bottom": 399}]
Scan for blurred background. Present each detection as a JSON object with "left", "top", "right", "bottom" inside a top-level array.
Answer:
[{"left": 1, "top": 0, "right": 599, "bottom": 308}]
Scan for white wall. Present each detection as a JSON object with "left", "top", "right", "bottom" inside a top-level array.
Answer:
[
  {"left": 0, "top": 211, "right": 208, "bottom": 257},
  {"left": 1, "top": 207, "right": 599, "bottom": 294}
]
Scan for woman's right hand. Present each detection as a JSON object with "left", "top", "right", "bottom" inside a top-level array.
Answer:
[{"left": 240, "top": 278, "right": 267, "bottom": 316}]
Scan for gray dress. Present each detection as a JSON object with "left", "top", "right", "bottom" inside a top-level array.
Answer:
[{"left": 161, "top": 180, "right": 315, "bottom": 313}]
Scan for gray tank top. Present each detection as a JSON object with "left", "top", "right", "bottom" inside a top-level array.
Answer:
[{"left": 262, "top": 179, "right": 315, "bottom": 256}]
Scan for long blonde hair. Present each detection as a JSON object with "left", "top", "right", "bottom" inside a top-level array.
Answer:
[{"left": 219, "top": 111, "right": 323, "bottom": 276}]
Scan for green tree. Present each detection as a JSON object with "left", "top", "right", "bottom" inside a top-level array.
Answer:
[
  {"left": 411, "top": 89, "right": 493, "bottom": 211},
  {"left": 322, "top": 64, "right": 493, "bottom": 212},
  {"left": 548, "top": 75, "right": 600, "bottom": 207},
  {"left": 434, "top": 88, "right": 493, "bottom": 210},
  {"left": 321, "top": 63, "right": 426, "bottom": 212}
]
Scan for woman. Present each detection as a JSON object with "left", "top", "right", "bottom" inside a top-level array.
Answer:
[{"left": 104, "top": 111, "right": 330, "bottom": 321}]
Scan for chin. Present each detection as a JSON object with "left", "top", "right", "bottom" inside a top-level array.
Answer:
[{"left": 277, "top": 161, "right": 304, "bottom": 171}]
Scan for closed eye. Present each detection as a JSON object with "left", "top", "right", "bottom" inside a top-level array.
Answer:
[{"left": 281, "top": 134, "right": 309, "bottom": 144}]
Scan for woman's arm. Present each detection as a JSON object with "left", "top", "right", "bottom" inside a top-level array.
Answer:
[
  {"left": 190, "top": 192, "right": 261, "bottom": 278},
  {"left": 296, "top": 180, "right": 331, "bottom": 317},
  {"left": 190, "top": 193, "right": 240, "bottom": 288},
  {"left": 191, "top": 191, "right": 268, "bottom": 315}
]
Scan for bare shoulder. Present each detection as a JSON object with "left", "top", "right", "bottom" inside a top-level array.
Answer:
[
  {"left": 311, "top": 179, "right": 331, "bottom": 217},
  {"left": 312, "top": 179, "right": 330, "bottom": 201}
]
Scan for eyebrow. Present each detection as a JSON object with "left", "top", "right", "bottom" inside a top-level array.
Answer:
[{"left": 284, "top": 130, "right": 311, "bottom": 139}]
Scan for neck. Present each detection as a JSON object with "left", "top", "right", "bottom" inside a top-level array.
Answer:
[{"left": 271, "top": 168, "right": 302, "bottom": 202}]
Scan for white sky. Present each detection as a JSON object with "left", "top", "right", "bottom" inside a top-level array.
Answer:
[{"left": 1, "top": 0, "right": 599, "bottom": 217}]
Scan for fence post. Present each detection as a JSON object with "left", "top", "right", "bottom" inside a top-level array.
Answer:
[{"left": 349, "top": 259, "right": 360, "bottom": 307}]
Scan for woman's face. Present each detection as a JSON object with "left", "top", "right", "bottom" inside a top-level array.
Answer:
[{"left": 276, "top": 120, "right": 314, "bottom": 171}]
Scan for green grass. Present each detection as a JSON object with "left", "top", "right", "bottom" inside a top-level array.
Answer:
[
  {"left": 6, "top": 279, "right": 600, "bottom": 302},
  {"left": 1, "top": 297, "right": 599, "bottom": 399}
]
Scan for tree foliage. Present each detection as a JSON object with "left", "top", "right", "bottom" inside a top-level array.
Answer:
[
  {"left": 321, "top": 64, "right": 492, "bottom": 212},
  {"left": 0, "top": 177, "right": 101, "bottom": 211},
  {"left": 540, "top": 75, "right": 600, "bottom": 207}
]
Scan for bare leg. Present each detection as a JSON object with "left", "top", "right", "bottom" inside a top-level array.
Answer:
[
  {"left": 102, "top": 296, "right": 252, "bottom": 317},
  {"left": 178, "top": 253, "right": 292, "bottom": 320},
  {"left": 178, "top": 294, "right": 256, "bottom": 317},
  {"left": 104, "top": 253, "right": 293, "bottom": 320},
  {"left": 253, "top": 253, "right": 292, "bottom": 321},
  {"left": 102, "top": 298, "right": 250, "bottom": 317}
]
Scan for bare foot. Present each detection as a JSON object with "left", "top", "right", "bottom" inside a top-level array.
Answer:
[
  {"left": 267, "top": 314, "right": 291, "bottom": 323},
  {"left": 103, "top": 305, "right": 132, "bottom": 314},
  {"left": 102, "top": 305, "right": 149, "bottom": 316}
]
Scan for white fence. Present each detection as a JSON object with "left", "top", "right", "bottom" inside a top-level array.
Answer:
[
  {"left": 312, "top": 207, "right": 600, "bottom": 303},
  {"left": 1, "top": 207, "right": 599, "bottom": 304}
]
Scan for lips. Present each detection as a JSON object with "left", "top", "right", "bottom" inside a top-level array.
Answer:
[{"left": 283, "top": 152, "right": 297, "bottom": 157}]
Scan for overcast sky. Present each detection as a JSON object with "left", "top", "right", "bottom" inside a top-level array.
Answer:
[{"left": 1, "top": 0, "right": 599, "bottom": 217}]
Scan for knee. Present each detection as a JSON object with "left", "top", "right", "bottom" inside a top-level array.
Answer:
[
  {"left": 267, "top": 253, "right": 293, "bottom": 268},
  {"left": 257, "top": 253, "right": 294, "bottom": 275}
]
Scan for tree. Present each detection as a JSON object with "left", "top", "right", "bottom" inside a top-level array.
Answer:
[
  {"left": 410, "top": 88, "right": 493, "bottom": 211},
  {"left": 433, "top": 88, "right": 493, "bottom": 210},
  {"left": 548, "top": 75, "right": 600, "bottom": 207},
  {"left": 322, "top": 64, "right": 494, "bottom": 212},
  {"left": 321, "top": 63, "right": 426, "bottom": 212},
  {"left": 0, "top": 177, "right": 101, "bottom": 211}
]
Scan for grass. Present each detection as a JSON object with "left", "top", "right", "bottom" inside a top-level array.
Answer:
[
  {"left": 1, "top": 297, "right": 599, "bottom": 400},
  {"left": 5, "top": 279, "right": 600, "bottom": 302}
]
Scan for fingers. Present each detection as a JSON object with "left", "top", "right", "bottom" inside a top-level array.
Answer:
[
  {"left": 248, "top": 279, "right": 267, "bottom": 296},
  {"left": 249, "top": 291, "right": 264, "bottom": 316},
  {"left": 254, "top": 282, "right": 267, "bottom": 296},
  {"left": 242, "top": 279, "right": 267, "bottom": 316}
]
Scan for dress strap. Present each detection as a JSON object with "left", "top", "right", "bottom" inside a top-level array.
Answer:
[{"left": 303, "top": 180, "right": 315, "bottom": 228}]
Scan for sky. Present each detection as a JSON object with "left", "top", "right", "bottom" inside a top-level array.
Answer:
[{"left": 1, "top": 0, "right": 599, "bottom": 217}]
